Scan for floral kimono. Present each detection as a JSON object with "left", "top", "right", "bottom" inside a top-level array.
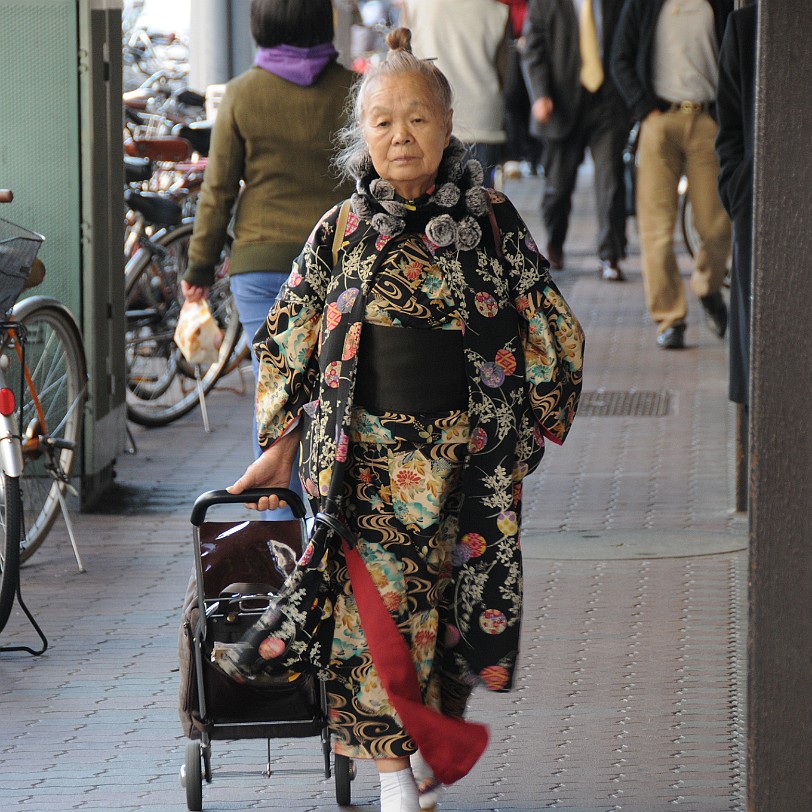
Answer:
[{"left": 253, "top": 150, "right": 584, "bottom": 759}]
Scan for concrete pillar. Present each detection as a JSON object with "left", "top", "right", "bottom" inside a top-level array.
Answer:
[
  {"left": 227, "top": 0, "right": 253, "bottom": 77},
  {"left": 189, "top": 1, "right": 352, "bottom": 91},
  {"left": 188, "top": 0, "right": 252, "bottom": 91},
  {"left": 189, "top": 0, "right": 230, "bottom": 90},
  {"left": 748, "top": 2, "right": 812, "bottom": 809},
  {"left": 333, "top": 0, "right": 354, "bottom": 68}
]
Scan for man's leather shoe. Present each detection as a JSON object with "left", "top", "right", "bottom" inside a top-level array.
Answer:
[
  {"left": 700, "top": 291, "right": 728, "bottom": 338},
  {"left": 656, "top": 323, "right": 686, "bottom": 349},
  {"left": 599, "top": 259, "right": 625, "bottom": 281},
  {"left": 546, "top": 242, "right": 564, "bottom": 270}
]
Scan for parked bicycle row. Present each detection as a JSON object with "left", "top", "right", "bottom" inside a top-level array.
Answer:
[{"left": 122, "top": 73, "right": 255, "bottom": 430}]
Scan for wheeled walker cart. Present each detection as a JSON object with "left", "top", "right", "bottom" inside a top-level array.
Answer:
[{"left": 178, "top": 488, "right": 354, "bottom": 811}]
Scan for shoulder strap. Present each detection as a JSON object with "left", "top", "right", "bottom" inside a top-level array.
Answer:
[
  {"left": 487, "top": 199, "right": 505, "bottom": 262},
  {"left": 332, "top": 199, "right": 352, "bottom": 267}
]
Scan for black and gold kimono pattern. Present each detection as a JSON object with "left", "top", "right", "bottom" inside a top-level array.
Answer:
[{"left": 253, "top": 192, "right": 584, "bottom": 752}]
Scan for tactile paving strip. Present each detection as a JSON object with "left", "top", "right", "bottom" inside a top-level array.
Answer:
[{"left": 462, "top": 554, "right": 748, "bottom": 811}]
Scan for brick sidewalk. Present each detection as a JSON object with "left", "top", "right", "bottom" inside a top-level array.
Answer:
[{"left": 0, "top": 170, "right": 746, "bottom": 811}]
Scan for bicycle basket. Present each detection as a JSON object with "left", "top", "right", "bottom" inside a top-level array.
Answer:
[{"left": 0, "top": 217, "right": 44, "bottom": 314}]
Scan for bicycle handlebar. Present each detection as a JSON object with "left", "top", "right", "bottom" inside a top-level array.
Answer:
[{"left": 0, "top": 190, "right": 13, "bottom": 203}]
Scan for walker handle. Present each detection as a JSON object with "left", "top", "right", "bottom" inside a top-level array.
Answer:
[{"left": 190, "top": 488, "right": 307, "bottom": 525}]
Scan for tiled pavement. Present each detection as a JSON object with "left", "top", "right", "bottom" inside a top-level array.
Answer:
[{"left": 0, "top": 170, "right": 747, "bottom": 811}]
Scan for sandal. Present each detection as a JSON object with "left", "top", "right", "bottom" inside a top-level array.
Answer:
[{"left": 417, "top": 776, "right": 444, "bottom": 811}]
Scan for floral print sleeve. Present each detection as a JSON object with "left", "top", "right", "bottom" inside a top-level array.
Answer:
[
  {"left": 253, "top": 205, "right": 340, "bottom": 450},
  {"left": 492, "top": 194, "right": 585, "bottom": 445}
]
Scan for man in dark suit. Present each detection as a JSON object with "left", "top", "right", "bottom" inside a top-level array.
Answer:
[
  {"left": 522, "top": 0, "right": 630, "bottom": 280},
  {"left": 716, "top": 4, "right": 757, "bottom": 406}
]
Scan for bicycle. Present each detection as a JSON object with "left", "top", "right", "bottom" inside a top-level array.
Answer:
[
  {"left": 0, "top": 192, "right": 31, "bottom": 634},
  {"left": 124, "top": 190, "right": 247, "bottom": 428},
  {"left": 123, "top": 27, "right": 189, "bottom": 83},
  {"left": 124, "top": 75, "right": 206, "bottom": 143},
  {"left": 1, "top": 190, "right": 88, "bottom": 646},
  {"left": 0, "top": 193, "right": 87, "bottom": 572}
]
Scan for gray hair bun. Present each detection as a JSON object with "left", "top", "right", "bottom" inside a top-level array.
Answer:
[{"left": 385, "top": 27, "right": 413, "bottom": 56}]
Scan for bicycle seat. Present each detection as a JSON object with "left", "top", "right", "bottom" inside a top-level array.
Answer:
[
  {"left": 124, "top": 136, "right": 192, "bottom": 163},
  {"left": 125, "top": 156, "right": 152, "bottom": 184},
  {"left": 172, "top": 122, "right": 212, "bottom": 157},
  {"left": 123, "top": 87, "right": 152, "bottom": 111},
  {"left": 124, "top": 189, "right": 183, "bottom": 228},
  {"left": 175, "top": 88, "right": 206, "bottom": 108}
]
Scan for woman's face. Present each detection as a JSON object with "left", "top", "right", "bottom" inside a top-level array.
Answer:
[{"left": 361, "top": 73, "right": 452, "bottom": 201}]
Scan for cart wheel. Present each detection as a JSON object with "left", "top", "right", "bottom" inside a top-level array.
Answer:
[
  {"left": 334, "top": 754, "right": 354, "bottom": 806},
  {"left": 183, "top": 741, "right": 203, "bottom": 811}
]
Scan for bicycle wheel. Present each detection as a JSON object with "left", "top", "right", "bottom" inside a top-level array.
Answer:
[
  {"left": 0, "top": 474, "right": 22, "bottom": 632},
  {"left": 679, "top": 191, "right": 701, "bottom": 259},
  {"left": 7, "top": 299, "right": 87, "bottom": 563},
  {"left": 124, "top": 221, "right": 242, "bottom": 427}
]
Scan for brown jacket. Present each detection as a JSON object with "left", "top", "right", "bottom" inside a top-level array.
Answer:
[{"left": 185, "top": 63, "right": 355, "bottom": 286}]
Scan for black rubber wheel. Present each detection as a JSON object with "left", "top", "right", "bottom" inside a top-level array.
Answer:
[
  {"left": 0, "top": 474, "right": 22, "bottom": 633},
  {"left": 184, "top": 741, "right": 203, "bottom": 811},
  {"left": 680, "top": 192, "right": 700, "bottom": 259},
  {"left": 7, "top": 298, "right": 87, "bottom": 564},
  {"left": 334, "top": 753, "right": 353, "bottom": 807}
]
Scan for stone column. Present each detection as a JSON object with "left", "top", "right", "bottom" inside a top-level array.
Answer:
[{"left": 748, "top": 2, "right": 812, "bottom": 808}]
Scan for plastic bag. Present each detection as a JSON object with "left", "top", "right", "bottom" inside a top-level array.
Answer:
[{"left": 173, "top": 299, "right": 223, "bottom": 367}]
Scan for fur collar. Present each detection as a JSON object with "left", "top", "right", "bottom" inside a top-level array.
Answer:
[{"left": 349, "top": 137, "right": 490, "bottom": 252}]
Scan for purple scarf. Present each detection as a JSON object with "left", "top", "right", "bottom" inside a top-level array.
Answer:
[{"left": 255, "top": 43, "right": 338, "bottom": 86}]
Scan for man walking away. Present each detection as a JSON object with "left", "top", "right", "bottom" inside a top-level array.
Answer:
[
  {"left": 403, "top": 0, "right": 511, "bottom": 186},
  {"left": 612, "top": 0, "right": 733, "bottom": 349},
  {"left": 522, "top": 0, "right": 631, "bottom": 280}
]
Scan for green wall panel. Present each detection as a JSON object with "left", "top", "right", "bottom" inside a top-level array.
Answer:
[
  {"left": 1, "top": 0, "right": 127, "bottom": 500},
  {"left": 0, "top": 0, "right": 82, "bottom": 316}
]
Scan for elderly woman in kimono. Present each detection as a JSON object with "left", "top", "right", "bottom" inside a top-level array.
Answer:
[{"left": 228, "top": 27, "right": 584, "bottom": 812}]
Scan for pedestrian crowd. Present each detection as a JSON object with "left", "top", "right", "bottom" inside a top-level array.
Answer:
[
  {"left": 181, "top": 2, "right": 755, "bottom": 811},
  {"left": 378, "top": 0, "right": 753, "bottom": 361}
]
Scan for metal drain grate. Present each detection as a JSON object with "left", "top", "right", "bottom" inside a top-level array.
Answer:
[{"left": 579, "top": 389, "right": 674, "bottom": 417}]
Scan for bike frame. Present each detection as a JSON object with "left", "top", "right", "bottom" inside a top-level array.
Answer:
[
  {"left": 0, "top": 331, "right": 24, "bottom": 479},
  {"left": 3, "top": 296, "right": 87, "bottom": 572}
]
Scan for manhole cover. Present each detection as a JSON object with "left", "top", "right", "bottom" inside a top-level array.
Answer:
[{"left": 579, "top": 389, "right": 673, "bottom": 417}]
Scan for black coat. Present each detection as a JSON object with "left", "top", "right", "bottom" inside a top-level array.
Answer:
[
  {"left": 522, "top": 0, "right": 628, "bottom": 140},
  {"left": 611, "top": 0, "right": 733, "bottom": 121},
  {"left": 716, "top": 5, "right": 757, "bottom": 405}
]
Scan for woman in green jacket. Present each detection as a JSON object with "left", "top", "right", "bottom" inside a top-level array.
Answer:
[{"left": 181, "top": 0, "right": 354, "bottom": 515}]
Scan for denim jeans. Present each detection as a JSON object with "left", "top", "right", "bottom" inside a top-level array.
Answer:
[{"left": 229, "top": 271, "right": 304, "bottom": 520}]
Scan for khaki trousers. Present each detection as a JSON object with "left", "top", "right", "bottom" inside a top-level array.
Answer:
[{"left": 637, "top": 110, "right": 731, "bottom": 332}]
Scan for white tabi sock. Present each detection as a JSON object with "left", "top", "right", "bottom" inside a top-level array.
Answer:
[
  {"left": 409, "top": 749, "right": 433, "bottom": 783},
  {"left": 379, "top": 766, "right": 419, "bottom": 812},
  {"left": 410, "top": 750, "right": 444, "bottom": 810}
]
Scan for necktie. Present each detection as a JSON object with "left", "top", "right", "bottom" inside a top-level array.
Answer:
[{"left": 579, "top": 0, "right": 604, "bottom": 92}]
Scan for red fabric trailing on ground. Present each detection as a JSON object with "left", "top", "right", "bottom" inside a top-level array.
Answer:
[{"left": 342, "top": 540, "right": 489, "bottom": 785}]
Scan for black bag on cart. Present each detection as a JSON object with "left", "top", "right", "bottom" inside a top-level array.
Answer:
[
  {"left": 177, "top": 488, "right": 355, "bottom": 811},
  {"left": 211, "top": 505, "right": 356, "bottom": 685},
  {"left": 177, "top": 489, "right": 323, "bottom": 741}
]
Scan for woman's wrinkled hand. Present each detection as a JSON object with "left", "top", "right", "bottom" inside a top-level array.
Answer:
[{"left": 226, "top": 429, "right": 301, "bottom": 511}]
